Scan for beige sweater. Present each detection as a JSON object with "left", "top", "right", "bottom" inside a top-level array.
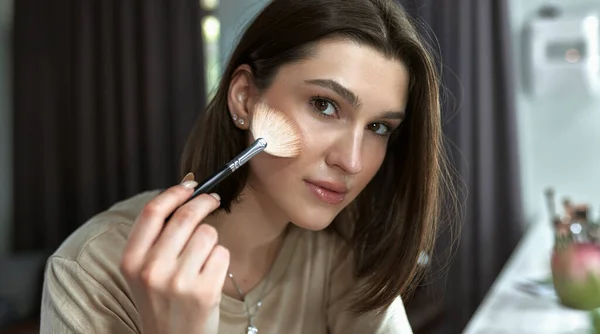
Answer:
[{"left": 40, "top": 190, "right": 414, "bottom": 333}]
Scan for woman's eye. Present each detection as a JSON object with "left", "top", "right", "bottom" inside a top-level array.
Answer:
[
  {"left": 311, "top": 98, "right": 337, "bottom": 117},
  {"left": 368, "top": 123, "right": 391, "bottom": 136}
]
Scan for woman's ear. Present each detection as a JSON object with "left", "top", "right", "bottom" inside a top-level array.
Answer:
[{"left": 227, "top": 65, "right": 256, "bottom": 130}]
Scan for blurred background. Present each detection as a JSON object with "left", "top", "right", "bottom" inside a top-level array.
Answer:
[{"left": 0, "top": 0, "right": 598, "bottom": 333}]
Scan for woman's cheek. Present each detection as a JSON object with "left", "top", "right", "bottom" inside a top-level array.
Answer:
[{"left": 361, "top": 137, "right": 388, "bottom": 177}]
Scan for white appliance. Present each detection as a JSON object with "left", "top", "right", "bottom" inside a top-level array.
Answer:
[{"left": 525, "top": 6, "right": 600, "bottom": 97}]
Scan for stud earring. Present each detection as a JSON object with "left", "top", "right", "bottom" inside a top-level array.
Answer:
[
  {"left": 232, "top": 114, "right": 238, "bottom": 121},
  {"left": 238, "top": 118, "right": 245, "bottom": 125}
]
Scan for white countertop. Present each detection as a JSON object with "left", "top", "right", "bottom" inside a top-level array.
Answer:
[{"left": 463, "top": 219, "right": 594, "bottom": 334}]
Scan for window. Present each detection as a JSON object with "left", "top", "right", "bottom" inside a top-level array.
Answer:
[{"left": 200, "top": 0, "right": 221, "bottom": 100}]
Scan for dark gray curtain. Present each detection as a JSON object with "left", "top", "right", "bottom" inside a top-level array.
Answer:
[
  {"left": 399, "top": 0, "right": 525, "bottom": 333},
  {"left": 12, "top": 0, "right": 206, "bottom": 252}
]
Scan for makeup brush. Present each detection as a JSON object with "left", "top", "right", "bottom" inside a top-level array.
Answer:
[
  {"left": 168, "top": 103, "right": 302, "bottom": 219},
  {"left": 544, "top": 187, "right": 560, "bottom": 225},
  {"left": 563, "top": 198, "right": 573, "bottom": 217}
]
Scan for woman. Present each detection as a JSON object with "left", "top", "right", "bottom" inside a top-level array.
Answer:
[{"left": 40, "top": 0, "right": 455, "bottom": 333}]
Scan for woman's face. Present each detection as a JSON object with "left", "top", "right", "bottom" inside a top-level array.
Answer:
[{"left": 244, "top": 38, "right": 410, "bottom": 231}]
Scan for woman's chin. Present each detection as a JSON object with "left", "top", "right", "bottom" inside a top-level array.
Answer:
[
  {"left": 287, "top": 206, "right": 340, "bottom": 232},
  {"left": 290, "top": 220, "right": 332, "bottom": 232}
]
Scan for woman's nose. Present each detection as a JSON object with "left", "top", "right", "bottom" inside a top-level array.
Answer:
[{"left": 324, "top": 128, "right": 364, "bottom": 175}]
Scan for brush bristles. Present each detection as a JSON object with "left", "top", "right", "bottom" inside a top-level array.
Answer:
[{"left": 250, "top": 103, "right": 302, "bottom": 157}]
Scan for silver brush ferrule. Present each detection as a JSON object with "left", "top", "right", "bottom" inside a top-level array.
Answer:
[{"left": 227, "top": 138, "right": 267, "bottom": 172}]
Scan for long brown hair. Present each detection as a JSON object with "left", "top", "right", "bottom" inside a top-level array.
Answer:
[{"left": 181, "top": 0, "right": 458, "bottom": 315}]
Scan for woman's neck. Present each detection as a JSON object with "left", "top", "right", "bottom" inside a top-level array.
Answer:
[{"left": 203, "top": 185, "right": 289, "bottom": 273}]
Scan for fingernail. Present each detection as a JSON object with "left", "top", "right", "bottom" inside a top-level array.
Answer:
[
  {"left": 210, "top": 193, "right": 221, "bottom": 201},
  {"left": 181, "top": 180, "right": 198, "bottom": 189},
  {"left": 180, "top": 172, "right": 195, "bottom": 183}
]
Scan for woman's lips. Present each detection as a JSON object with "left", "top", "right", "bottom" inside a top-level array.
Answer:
[{"left": 304, "top": 180, "right": 347, "bottom": 205}]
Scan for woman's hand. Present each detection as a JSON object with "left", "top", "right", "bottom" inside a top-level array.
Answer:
[{"left": 119, "top": 178, "right": 228, "bottom": 334}]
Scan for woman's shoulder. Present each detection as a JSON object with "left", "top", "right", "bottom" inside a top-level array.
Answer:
[
  {"left": 41, "top": 190, "right": 160, "bottom": 333},
  {"left": 50, "top": 189, "right": 161, "bottom": 265}
]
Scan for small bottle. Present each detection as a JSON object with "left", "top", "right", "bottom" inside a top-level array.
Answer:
[{"left": 570, "top": 205, "right": 591, "bottom": 244}]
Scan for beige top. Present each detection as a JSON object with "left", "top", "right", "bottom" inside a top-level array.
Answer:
[{"left": 40, "top": 190, "right": 413, "bottom": 333}]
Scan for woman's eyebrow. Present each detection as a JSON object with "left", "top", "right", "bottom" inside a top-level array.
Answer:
[
  {"left": 305, "top": 78, "right": 362, "bottom": 109},
  {"left": 305, "top": 78, "right": 405, "bottom": 119},
  {"left": 378, "top": 111, "right": 405, "bottom": 120}
]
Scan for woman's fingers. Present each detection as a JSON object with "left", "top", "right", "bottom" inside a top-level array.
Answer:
[
  {"left": 197, "top": 244, "right": 230, "bottom": 293},
  {"left": 150, "top": 193, "right": 220, "bottom": 259},
  {"left": 121, "top": 182, "right": 197, "bottom": 274},
  {"left": 174, "top": 224, "right": 220, "bottom": 282}
]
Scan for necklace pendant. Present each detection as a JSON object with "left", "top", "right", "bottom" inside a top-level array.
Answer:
[{"left": 246, "top": 325, "right": 258, "bottom": 334}]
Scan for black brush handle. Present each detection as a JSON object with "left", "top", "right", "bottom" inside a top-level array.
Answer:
[
  {"left": 164, "top": 138, "right": 267, "bottom": 223},
  {"left": 163, "top": 166, "right": 232, "bottom": 223},
  {"left": 191, "top": 167, "right": 233, "bottom": 198}
]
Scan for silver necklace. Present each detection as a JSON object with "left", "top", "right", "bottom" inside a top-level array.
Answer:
[{"left": 227, "top": 271, "right": 270, "bottom": 334}]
